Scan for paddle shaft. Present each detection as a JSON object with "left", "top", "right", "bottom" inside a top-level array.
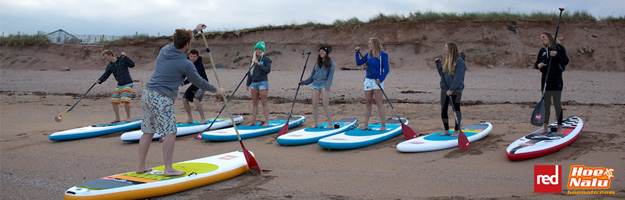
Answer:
[
  {"left": 202, "top": 60, "right": 254, "bottom": 132},
  {"left": 200, "top": 32, "right": 243, "bottom": 141},
  {"left": 357, "top": 51, "right": 402, "bottom": 122},
  {"left": 64, "top": 82, "right": 97, "bottom": 114},
  {"left": 285, "top": 52, "right": 311, "bottom": 121},
  {"left": 538, "top": 8, "right": 565, "bottom": 102}
]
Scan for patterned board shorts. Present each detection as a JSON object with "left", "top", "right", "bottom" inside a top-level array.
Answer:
[
  {"left": 111, "top": 83, "right": 134, "bottom": 104},
  {"left": 363, "top": 78, "right": 384, "bottom": 91},
  {"left": 141, "top": 90, "right": 176, "bottom": 135}
]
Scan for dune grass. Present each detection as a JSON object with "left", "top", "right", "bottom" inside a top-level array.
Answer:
[
  {"left": 3, "top": 11, "right": 622, "bottom": 46},
  {"left": 0, "top": 34, "right": 50, "bottom": 47}
]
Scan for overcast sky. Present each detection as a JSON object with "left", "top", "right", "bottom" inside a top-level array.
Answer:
[{"left": 1, "top": 0, "right": 624, "bottom": 36}]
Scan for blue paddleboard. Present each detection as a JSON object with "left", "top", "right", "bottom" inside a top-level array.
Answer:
[
  {"left": 201, "top": 115, "right": 305, "bottom": 141},
  {"left": 318, "top": 118, "right": 408, "bottom": 149},
  {"left": 50, "top": 119, "right": 142, "bottom": 141}
]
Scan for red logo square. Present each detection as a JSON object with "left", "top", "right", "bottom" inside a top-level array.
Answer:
[{"left": 534, "top": 165, "right": 562, "bottom": 193}]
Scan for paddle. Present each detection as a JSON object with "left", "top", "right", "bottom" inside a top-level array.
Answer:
[
  {"left": 435, "top": 58, "right": 470, "bottom": 150},
  {"left": 54, "top": 82, "right": 97, "bottom": 122},
  {"left": 199, "top": 31, "right": 260, "bottom": 174},
  {"left": 357, "top": 52, "right": 417, "bottom": 139},
  {"left": 194, "top": 58, "right": 254, "bottom": 140},
  {"left": 531, "top": 8, "right": 565, "bottom": 126},
  {"left": 276, "top": 52, "right": 311, "bottom": 138}
]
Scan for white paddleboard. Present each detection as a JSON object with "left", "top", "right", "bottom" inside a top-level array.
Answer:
[
  {"left": 120, "top": 115, "right": 243, "bottom": 142},
  {"left": 276, "top": 118, "right": 358, "bottom": 146},
  {"left": 396, "top": 122, "right": 492, "bottom": 152},
  {"left": 506, "top": 116, "right": 583, "bottom": 161},
  {"left": 63, "top": 150, "right": 252, "bottom": 200}
]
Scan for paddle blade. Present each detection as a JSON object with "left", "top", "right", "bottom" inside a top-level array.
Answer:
[
  {"left": 276, "top": 122, "right": 290, "bottom": 138},
  {"left": 458, "top": 130, "right": 470, "bottom": 150},
  {"left": 531, "top": 101, "right": 545, "bottom": 126},
  {"left": 54, "top": 114, "right": 64, "bottom": 122},
  {"left": 239, "top": 141, "right": 261, "bottom": 174},
  {"left": 400, "top": 123, "right": 417, "bottom": 140}
]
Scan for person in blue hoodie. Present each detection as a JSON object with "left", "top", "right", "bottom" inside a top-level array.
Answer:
[
  {"left": 97, "top": 50, "right": 135, "bottom": 123},
  {"left": 245, "top": 41, "right": 272, "bottom": 126},
  {"left": 300, "top": 46, "right": 335, "bottom": 129},
  {"left": 355, "top": 37, "right": 389, "bottom": 131},
  {"left": 137, "top": 25, "right": 225, "bottom": 176},
  {"left": 435, "top": 42, "right": 466, "bottom": 137},
  {"left": 181, "top": 49, "right": 209, "bottom": 124},
  {"left": 534, "top": 31, "right": 569, "bottom": 135}
]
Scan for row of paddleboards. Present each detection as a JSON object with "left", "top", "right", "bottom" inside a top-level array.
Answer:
[
  {"left": 60, "top": 116, "right": 584, "bottom": 200},
  {"left": 50, "top": 115, "right": 584, "bottom": 160}
]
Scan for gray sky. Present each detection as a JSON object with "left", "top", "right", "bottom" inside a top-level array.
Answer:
[{"left": 1, "top": 0, "right": 624, "bottom": 36}]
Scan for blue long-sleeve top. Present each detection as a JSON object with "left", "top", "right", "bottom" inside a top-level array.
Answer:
[
  {"left": 436, "top": 52, "right": 466, "bottom": 92},
  {"left": 355, "top": 51, "right": 389, "bottom": 82},
  {"left": 301, "top": 60, "right": 335, "bottom": 91}
]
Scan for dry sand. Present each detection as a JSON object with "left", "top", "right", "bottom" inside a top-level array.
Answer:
[{"left": 1, "top": 67, "right": 624, "bottom": 200}]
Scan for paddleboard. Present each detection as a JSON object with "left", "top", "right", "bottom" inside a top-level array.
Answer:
[
  {"left": 120, "top": 115, "right": 244, "bottom": 142},
  {"left": 50, "top": 119, "right": 141, "bottom": 141},
  {"left": 201, "top": 115, "right": 306, "bottom": 141},
  {"left": 63, "top": 150, "right": 252, "bottom": 200},
  {"left": 276, "top": 118, "right": 358, "bottom": 146},
  {"left": 318, "top": 118, "right": 408, "bottom": 150},
  {"left": 396, "top": 122, "right": 492, "bottom": 152},
  {"left": 506, "top": 116, "right": 584, "bottom": 161}
]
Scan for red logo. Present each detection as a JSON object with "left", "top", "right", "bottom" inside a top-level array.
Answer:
[
  {"left": 534, "top": 114, "right": 542, "bottom": 121},
  {"left": 535, "top": 165, "right": 562, "bottom": 193},
  {"left": 218, "top": 155, "right": 239, "bottom": 160}
]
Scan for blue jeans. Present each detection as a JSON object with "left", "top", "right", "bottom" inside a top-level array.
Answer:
[{"left": 250, "top": 80, "right": 269, "bottom": 90}]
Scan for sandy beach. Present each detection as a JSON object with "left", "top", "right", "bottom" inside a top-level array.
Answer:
[{"left": 1, "top": 66, "right": 624, "bottom": 199}]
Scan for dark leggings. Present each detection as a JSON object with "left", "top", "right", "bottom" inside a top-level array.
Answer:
[
  {"left": 441, "top": 91, "right": 462, "bottom": 131},
  {"left": 543, "top": 91, "right": 563, "bottom": 125}
]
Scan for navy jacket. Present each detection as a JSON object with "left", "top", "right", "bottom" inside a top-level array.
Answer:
[
  {"left": 98, "top": 56, "right": 135, "bottom": 86},
  {"left": 534, "top": 44, "right": 569, "bottom": 91},
  {"left": 183, "top": 56, "right": 209, "bottom": 85},
  {"left": 246, "top": 55, "right": 272, "bottom": 86}
]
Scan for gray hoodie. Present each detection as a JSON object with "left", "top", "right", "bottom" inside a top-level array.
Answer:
[
  {"left": 145, "top": 44, "right": 217, "bottom": 100},
  {"left": 436, "top": 52, "right": 466, "bottom": 92}
]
